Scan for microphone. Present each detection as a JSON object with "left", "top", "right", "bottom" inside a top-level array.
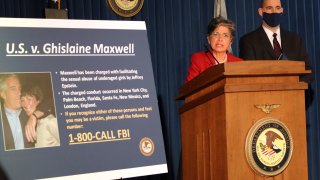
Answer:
[
  {"left": 204, "top": 44, "right": 220, "bottom": 65},
  {"left": 282, "top": 53, "right": 288, "bottom": 60},
  {"left": 277, "top": 52, "right": 288, "bottom": 60}
]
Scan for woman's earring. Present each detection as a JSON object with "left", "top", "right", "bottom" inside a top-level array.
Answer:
[{"left": 207, "top": 36, "right": 210, "bottom": 45}]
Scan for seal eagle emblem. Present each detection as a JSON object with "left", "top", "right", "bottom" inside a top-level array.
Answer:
[
  {"left": 255, "top": 104, "right": 280, "bottom": 114},
  {"left": 245, "top": 117, "right": 293, "bottom": 176},
  {"left": 139, "top": 137, "right": 155, "bottom": 156},
  {"left": 107, "top": 0, "right": 144, "bottom": 17}
]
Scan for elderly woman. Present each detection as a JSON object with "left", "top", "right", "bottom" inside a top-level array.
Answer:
[
  {"left": 20, "top": 85, "right": 60, "bottom": 148},
  {"left": 185, "top": 16, "right": 242, "bottom": 82}
]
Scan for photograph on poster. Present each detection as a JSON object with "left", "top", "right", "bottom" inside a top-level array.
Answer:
[{"left": 0, "top": 72, "right": 59, "bottom": 151}]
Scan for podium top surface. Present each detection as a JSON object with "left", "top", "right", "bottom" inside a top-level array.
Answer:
[
  {"left": 206, "top": 60, "right": 309, "bottom": 76},
  {"left": 177, "top": 60, "right": 311, "bottom": 100}
]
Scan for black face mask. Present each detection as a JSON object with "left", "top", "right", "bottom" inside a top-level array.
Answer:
[{"left": 263, "top": 12, "right": 282, "bottom": 27}]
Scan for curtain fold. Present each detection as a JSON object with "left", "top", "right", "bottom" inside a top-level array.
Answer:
[{"left": 0, "top": 0, "right": 319, "bottom": 179}]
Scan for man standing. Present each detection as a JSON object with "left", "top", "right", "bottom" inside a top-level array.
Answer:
[
  {"left": 239, "top": 0, "right": 312, "bottom": 72},
  {"left": 0, "top": 74, "right": 34, "bottom": 150}
]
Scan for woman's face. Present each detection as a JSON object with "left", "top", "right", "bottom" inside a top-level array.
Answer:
[
  {"left": 207, "top": 25, "right": 233, "bottom": 53},
  {"left": 21, "top": 95, "right": 40, "bottom": 116}
]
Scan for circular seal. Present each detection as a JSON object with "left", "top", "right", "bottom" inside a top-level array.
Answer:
[
  {"left": 139, "top": 137, "right": 154, "bottom": 156},
  {"left": 245, "top": 117, "right": 293, "bottom": 176},
  {"left": 107, "top": 0, "right": 144, "bottom": 17}
]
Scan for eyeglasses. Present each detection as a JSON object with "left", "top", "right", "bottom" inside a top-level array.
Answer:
[{"left": 210, "top": 32, "right": 231, "bottom": 39}]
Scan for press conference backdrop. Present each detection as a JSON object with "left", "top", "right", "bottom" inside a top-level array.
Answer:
[{"left": 0, "top": 0, "right": 319, "bottom": 180}]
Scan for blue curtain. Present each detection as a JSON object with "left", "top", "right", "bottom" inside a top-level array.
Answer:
[{"left": 1, "top": 0, "right": 319, "bottom": 179}]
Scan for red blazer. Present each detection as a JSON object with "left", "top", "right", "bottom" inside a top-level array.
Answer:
[{"left": 185, "top": 51, "right": 242, "bottom": 82}]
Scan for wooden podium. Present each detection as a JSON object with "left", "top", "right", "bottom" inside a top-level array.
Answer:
[{"left": 177, "top": 60, "right": 311, "bottom": 180}]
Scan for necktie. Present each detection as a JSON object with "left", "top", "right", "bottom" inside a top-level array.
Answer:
[{"left": 273, "top": 33, "right": 282, "bottom": 59}]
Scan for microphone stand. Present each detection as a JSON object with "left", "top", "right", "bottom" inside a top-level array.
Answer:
[{"left": 204, "top": 45, "right": 220, "bottom": 65}]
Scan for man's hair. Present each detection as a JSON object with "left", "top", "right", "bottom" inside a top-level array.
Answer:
[
  {"left": 0, "top": 74, "right": 18, "bottom": 93},
  {"left": 261, "top": 0, "right": 265, "bottom": 7},
  {"left": 207, "top": 16, "right": 236, "bottom": 38},
  {"left": 261, "top": 0, "right": 267, "bottom": 7},
  {"left": 261, "top": 0, "right": 283, "bottom": 8},
  {"left": 21, "top": 85, "right": 44, "bottom": 103}
]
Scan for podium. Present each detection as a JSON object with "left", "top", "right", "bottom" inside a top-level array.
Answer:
[{"left": 177, "top": 60, "right": 311, "bottom": 179}]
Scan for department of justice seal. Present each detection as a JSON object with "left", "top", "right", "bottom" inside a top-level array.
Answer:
[
  {"left": 107, "top": 0, "right": 144, "bottom": 17},
  {"left": 245, "top": 117, "right": 293, "bottom": 176},
  {"left": 139, "top": 137, "right": 154, "bottom": 156}
]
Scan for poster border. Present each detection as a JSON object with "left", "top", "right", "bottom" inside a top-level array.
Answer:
[
  {"left": 39, "top": 164, "right": 167, "bottom": 180},
  {"left": 0, "top": 18, "right": 146, "bottom": 30}
]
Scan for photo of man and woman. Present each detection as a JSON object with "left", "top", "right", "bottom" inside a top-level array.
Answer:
[{"left": 0, "top": 73, "right": 59, "bottom": 151}]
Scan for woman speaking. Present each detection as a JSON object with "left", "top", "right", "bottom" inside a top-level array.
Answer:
[{"left": 185, "top": 16, "right": 242, "bottom": 82}]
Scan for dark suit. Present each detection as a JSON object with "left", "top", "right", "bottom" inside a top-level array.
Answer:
[
  {"left": 1, "top": 103, "right": 34, "bottom": 150},
  {"left": 239, "top": 25, "right": 314, "bottom": 107},
  {"left": 239, "top": 26, "right": 312, "bottom": 71}
]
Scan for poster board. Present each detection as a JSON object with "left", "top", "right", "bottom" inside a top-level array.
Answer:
[{"left": 0, "top": 18, "right": 167, "bottom": 180}]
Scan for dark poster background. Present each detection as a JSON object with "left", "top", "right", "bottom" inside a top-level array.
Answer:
[{"left": 0, "top": 0, "right": 319, "bottom": 179}]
